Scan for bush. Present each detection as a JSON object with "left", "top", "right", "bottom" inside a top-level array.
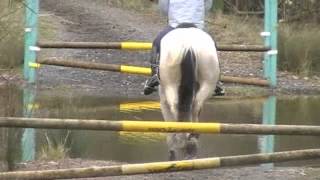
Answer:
[
  {"left": 278, "top": 23, "right": 320, "bottom": 76},
  {"left": 0, "top": 0, "right": 24, "bottom": 68},
  {"left": 106, "top": 0, "right": 154, "bottom": 11}
]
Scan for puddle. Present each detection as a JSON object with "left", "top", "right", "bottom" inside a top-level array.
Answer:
[{"left": 1, "top": 86, "right": 320, "bottom": 170}]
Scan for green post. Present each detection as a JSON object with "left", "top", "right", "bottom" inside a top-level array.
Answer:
[
  {"left": 22, "top": 88, "right": 36, "bottom": 161},
  {"left": 261, "top": 96, "right": 277, "bottom": 168},
  {"left": 24, "top": 0, "right": 39, "bottom": 83},
  {"left": 263, "top": 0, "right": 278, "bottom": 87}
]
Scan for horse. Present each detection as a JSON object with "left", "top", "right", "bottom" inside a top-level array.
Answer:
[{"left": 158, "top": 24, "right": 220, "bottom": 160}]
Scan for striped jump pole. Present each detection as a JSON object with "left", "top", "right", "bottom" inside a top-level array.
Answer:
[
  {"left": 1, "top": 149, "right": 320, "bottom": 179},
  {"left": 36, "top": 41, "right": 271, "bottom": 52},
  {"left": 32, "top": 59, "right": 269, "bottom": 86},
  {"left": 33, "top": 59, "right": 151, "bottom": 76},
  {"left": 2, "top": 117, "right": 320, "bottom": 136}
]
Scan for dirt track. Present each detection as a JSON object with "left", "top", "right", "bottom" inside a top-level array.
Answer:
[
  {"left": 14, "top": 158, "right": 320, "bottom": 180},
  {"left": 12, "top": 0, "right": 320, "bottom": 179},
  {"left": 37, "top": 0, "right": 161, "bottom": 97}
]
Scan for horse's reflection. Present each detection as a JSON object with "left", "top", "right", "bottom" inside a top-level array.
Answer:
[{"left": 167, "top": 133, "right": 199, "bottom": 161}]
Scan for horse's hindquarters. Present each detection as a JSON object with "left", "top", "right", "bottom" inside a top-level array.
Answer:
[{"left": 159, "top": 27, "right": 220, "bottom": 122}]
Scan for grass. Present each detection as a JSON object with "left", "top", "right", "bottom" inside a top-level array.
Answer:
[
  {"left": 37, "top": 131, "right": 70, "bottom": 161},
  {"left": 0, "top": 0, "right": 24, "bottom": 68},
  {"left": 278, "top": 23, "right": 320, "bottom": 76},
  {"left": 105, "top": 0, "right": 154, "bottom": 11},
  {"left": 38, "top": 14, "right": 59, "bottom": 41},
  {"left": 207, "top": 12, "right": 264, "bottom": 45},
  {"left": 225, "top": 86, "right": 269, "bottom": 97},
  {"left": 0, "top": 0, "right": 58, "bottom": 69}
]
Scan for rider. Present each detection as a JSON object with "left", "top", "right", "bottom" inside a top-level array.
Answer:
[{"left": 144, "top": 0, "right": 225, "bottom": 96}]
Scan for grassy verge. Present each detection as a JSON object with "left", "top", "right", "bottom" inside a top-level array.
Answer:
[
  {"left": 105, "top": 0, "right": 154, "bottom": 11},
  {"left": 207, "top": 13, "right": 263, "bottom": 45},
  {"left": 0, "top": 0, "right": 24, "bottom": 69},
  {"left": 38, "top": 14, "right": 59, "bottom": 41},
  {"left": 38, "top": 131, "right": 70, "bottom": 161},
  {"left": 224, "top": 86, "right": 269, "bottom": 97},
  {"left": 278, "top": 23, "right": 320, "bottom": 76},
  {"left": 0, "top": 0, "right": 58, "bottom": 69}
]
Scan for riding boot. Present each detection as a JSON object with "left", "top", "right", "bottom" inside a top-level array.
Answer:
[
  {"left": 214, "top": 81, "right": 225, "bottom": 96},
  {"left": 143, "top": 46, "right": 160, "bottom": 95},
  {"left": 213, "top": 47, "right": 225, "bottom": 96}
]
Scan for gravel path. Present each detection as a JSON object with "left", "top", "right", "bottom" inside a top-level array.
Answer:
[{"left": 14, "top": 158, "right": 320, "bottom": 180}]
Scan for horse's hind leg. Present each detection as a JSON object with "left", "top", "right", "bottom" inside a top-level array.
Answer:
[
  {"left": 192, "top": 50, "right": 220, "bottom": 122},
  {"left": 159, "top": 86, "right": 176, "bottom": 121},
  {"left": 191, "top": 82, "right": 213, "bottom": 122},
  {"left": 160, "top": 86, "right": 196, "bottom": 160}
]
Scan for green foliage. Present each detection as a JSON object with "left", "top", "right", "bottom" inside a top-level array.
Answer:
[
  {"left": 207, "top": 13, "right": 263, "bottom": 45},
  {"left": 38, "top": 16, "right": 58, "bottom": 41},
  {"left": 279, "top": 0, "right": 320, "bottom": 23},
  {"left": 0, "top": 0, "right": 24, "bottom": 68},
  {"left": 278, "top": 24, "right": 320, "bottom": 76},
  {"left": 215, "top": 0, "right": 320, "bottom": 24},
  {"left": 106, "top": 0, "right": 153, "bottom": 11},
  {"left": 212, "top": 0, "right": 224, "bottom": 12}
]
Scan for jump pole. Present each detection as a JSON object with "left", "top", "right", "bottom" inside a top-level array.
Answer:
[
  {"left": 36, "top": 41, "right": 271, "bottom": 52},
  {"left": 2, "top": 117, "right": 320, "bottom": 136},
  {"left": 32, "top": 59, "right": 270, "bottom": 86},
  {"left": 1, "top": 149, "right": 320, "bottom": 179}
]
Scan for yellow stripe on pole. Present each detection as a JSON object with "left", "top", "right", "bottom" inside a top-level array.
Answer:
[
  {"left": 121, "top": 42, "right": 152, "bottom": 50},
  {"left": 28, "top": 62, "right": 41, "bottom": 68},
  {"left": 122, "top": 158, "right": 220, "bottom": 174},
  {"left": 120, "top": 65, "right": 152, "bottom": 75},
  {"left": 119, "top": 131, "right": 166, "bottom": 143},
  {"left": 27, "top": 103, "right": 40, "bottom": 110},
  {"left": 120, "top": 101, "right": 160, "bottom": 112},
  {"left": 121, "top": 121, "right": 221, "bottom": 133}
]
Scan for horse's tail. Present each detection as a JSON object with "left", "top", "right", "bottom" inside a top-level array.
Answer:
[{"left": 178, "top": 48, "right": 198, "bottom": 120}]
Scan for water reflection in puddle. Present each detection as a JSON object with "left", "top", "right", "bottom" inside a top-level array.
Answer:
[{"left": 1, "top": 86, "right": 320, "bottom": 169}]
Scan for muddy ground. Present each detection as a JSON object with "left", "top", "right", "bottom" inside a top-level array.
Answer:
[
  {"left": 4, "top": 0, "right": 320, "bottom": 179},
  {"left": 13, "top": 159, "right": 320, "bottom": 180}
]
